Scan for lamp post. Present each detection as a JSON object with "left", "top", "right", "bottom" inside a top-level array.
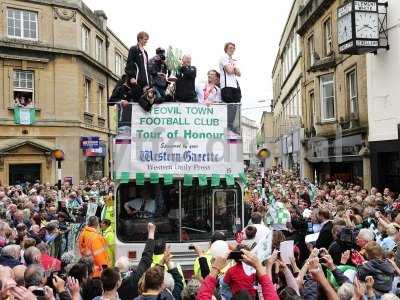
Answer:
[
  {"left": 256, "top": 148, "right": 271, "bottom": 203},
  {"left": 52, "top": 149, "right": 65, "bottom": 206}
]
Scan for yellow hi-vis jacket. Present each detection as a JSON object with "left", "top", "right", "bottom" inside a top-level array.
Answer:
[{"left": 102, "top": 226, "right": 115, "bottom": 265}]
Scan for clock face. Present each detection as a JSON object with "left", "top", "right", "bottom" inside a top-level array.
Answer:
[
  {"left": 355, "top": 12, "right": 379, "bottom": 39},
  {"left": 338, "top": 14, "right": 352, "bottom": 44}
]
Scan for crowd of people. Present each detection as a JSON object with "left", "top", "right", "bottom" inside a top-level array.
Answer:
[
  {"left": 1, "top": 169, "right": 400, "bottom": 299},
  {"left": 108, "top": 31, "right": 242, "bottom": 136}
]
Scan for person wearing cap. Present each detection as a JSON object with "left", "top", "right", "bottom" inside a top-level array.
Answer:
[{"left": 149, "top": 47, "right": 169, "bottom": 101}]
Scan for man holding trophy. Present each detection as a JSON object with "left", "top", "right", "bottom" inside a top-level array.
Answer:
[{"left": 174, "top": 55, "right": 197, "bottom": 102}]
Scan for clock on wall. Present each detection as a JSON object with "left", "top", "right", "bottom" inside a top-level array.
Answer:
[{"left": 337, "top": 0, "right": 384, "bottom": 54}]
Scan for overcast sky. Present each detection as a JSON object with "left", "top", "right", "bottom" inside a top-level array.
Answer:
[{"left": 84, "top": 0, "right": 294, "bottom": 125}]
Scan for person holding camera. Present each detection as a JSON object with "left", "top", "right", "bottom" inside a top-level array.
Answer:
[
  {"left": 174, "top": 55, "right": 197, "bottom": 102},
  {"left": 149, "top": 47, "right": 169, "bottom": 101}
]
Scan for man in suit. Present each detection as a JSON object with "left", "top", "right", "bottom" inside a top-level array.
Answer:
[
  {"left": 125, "top": 31, "right": 151, "bottom": 100},
  {"left": 315, "top": 208, "right": 333, "bottom": 249},
  {"left": 175, "top": 55, "right": 197, "bottom": 102}
]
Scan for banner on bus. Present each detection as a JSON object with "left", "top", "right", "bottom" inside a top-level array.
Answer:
[{"left": 114, "top": 103, "right": 244, "bottom": 177}]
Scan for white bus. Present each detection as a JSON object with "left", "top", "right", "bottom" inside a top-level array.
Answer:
[{"left": 112, "top": 102, "right": 245, "bottom": 269}]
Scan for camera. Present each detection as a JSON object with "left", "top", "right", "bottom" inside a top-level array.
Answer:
[
  {"left": 156, "top": 47, "right": 166, "bottom": 61},
  {"left": 228, "top": 251, "right": 243, "bottom": 260},
  {"left": 32, "top": 289, "right": 45, "bottom": 297}
]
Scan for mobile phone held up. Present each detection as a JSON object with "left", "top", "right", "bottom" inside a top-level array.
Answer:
[
  {"left": 188, "top": 245, "right": 195, "bottom": 250},
  {"left": 228, "top": 251, "right": 243, "bottom": 260}
]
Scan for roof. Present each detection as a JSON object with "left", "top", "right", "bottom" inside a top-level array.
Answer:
[{"left": 0, "top": 139, "right": 55, "bottom": 154}]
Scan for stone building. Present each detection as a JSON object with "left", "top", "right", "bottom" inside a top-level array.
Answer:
[
  {"left": 0, "top": 0, "right": 128, "bottom": 185},
  {"left": 241, "top": 116, "right": 258, "bottom": 168},
  {"left": 272, "top": 0, "right": 303, "bottom": 177},
  {"left": 259, "top": 111, "right": 276, "bottom": 170},
  {"left": 297, "top": 0, "right": 370, "bottom": 188},
  {"left": 367, "top": 0, "right": 400, "bottom": 192}
]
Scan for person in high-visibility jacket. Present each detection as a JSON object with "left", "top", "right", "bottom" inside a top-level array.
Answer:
[
  {"left": 78, "top": 216, "right": 110, "bottom": 277},
  {"left": 101, "top": 218, "right": 115, "bottom": 265},
  {"left": 101, "top": 195, "right": 115, "bottom": 229},
  {"left": 193, "top": 231, "right": 227, "bottom": 278}
]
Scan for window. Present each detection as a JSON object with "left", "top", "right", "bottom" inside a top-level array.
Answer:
[
  {"left": 309, "top": 91, "right": 315, "bottom": 127},
  {"left": 347, "top": 70, "right": 358, "bottom": 119},
  {"left": 116, "top": 181, "right": 242, "bottom": 243},
  {"left": 324, "top": 18, "right": 332, "bottom": 56},
  {"left": 308, "top": 35, "right": 315, "bottom": 67},
  {"left": 81, "top": 25, "right": 90, "bottom": 53},
  {"left": 13, "top": 70, "right": 34, "bottom": 107},
  {"left": 320, "top": 74, "right": 335, "bottom": 121},
  {"left": 95, "top": 36, "right": 103, "bottom": 62},
  {"left": 7, "top": 8, "right": 38, "bottom": 40},
  {"left": 115, "top": 52, "right": 122, "bottom": 76},
  {"left": 84, "top": 79, "right": 91, "bottom": 113},
  {"left": 98, "top": 86, "right": 104, "bottom": 117}
]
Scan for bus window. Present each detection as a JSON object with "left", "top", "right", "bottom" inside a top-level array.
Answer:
[
  {"left": 213, "top": 189, "right": 240, "bottom": 239},
  {"left": 116, "top": 182, "right": 180, "bottom": 242},
  {"left": 181, "top": 185, "right": 212, "bottom": 241}
]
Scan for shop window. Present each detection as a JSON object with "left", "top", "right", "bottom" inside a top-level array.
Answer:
[
  {"left": 86, "top": 156, "right": 104, "bottom": 180},
  {"left": 13, "top": 70, "right": 34, "bottom": 107},
  {"left": 7, "top": 8, "right": 38, "bottom": 40}
]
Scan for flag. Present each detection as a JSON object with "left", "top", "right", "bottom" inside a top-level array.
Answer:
[
  {"left": 14, "top": 107, "right": 36, "bottom": 125},
  {"left": 163, "top": 174, "right": 173, "bottom": 185}
]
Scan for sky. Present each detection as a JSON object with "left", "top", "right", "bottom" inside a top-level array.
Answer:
[{"left": 84, "top": 0, "right": 294, "bottom": 126}]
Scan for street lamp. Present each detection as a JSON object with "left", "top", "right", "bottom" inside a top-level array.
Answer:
[{"left": 52, "top": 149, "right": 65, "bottom": 206}]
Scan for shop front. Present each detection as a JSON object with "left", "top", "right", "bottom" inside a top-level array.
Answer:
[
  {"left": 0, "top": 139, "right": 54, "bottom": 185},
  {"left": 305, "top": 134, "right": 365, "bottom": 185},
  {"left": 370, "top": 139, "right": 400, "bottom": 193},
  {"left": 83, "top": 142, "right": 106, "bottom": 180},
  {"left": 280, "top": 129, "right": 301, "bottom": 175}
]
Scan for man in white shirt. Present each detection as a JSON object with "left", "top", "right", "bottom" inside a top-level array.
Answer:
[
  {"left": 196, "top": 70, "right": 221, "bottom": 105},
  {"left": 124, "top": 189, "right": 156, "bottom": 216},
  {"left": 219, "top": 42, "right": 241, "bottom": 136}
]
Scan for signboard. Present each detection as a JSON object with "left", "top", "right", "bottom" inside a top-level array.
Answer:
[
  {"left": 84, "top": 143, "right": 106, "bottom": 157},
  {"left": 64, "top": 176, "right": 73, "bottom": 185},
  {"left": 80, "top": 137, "right": 100, "bottom": 149},
  {"left": 114, "top": 103, "right": 244, "bottom": 177}
]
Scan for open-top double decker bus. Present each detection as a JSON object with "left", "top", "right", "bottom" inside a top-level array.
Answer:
[{"left": 112, "top": 102, "right": 246, "bottom": 269}]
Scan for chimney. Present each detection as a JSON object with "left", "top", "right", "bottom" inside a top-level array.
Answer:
[{"left": 94, "top": 10, "right": 107, "bottom": 31}]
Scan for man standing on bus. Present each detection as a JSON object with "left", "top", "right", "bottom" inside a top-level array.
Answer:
[
  {"left": 78, "top": 216, "right": 110, "bottom": 277},
  {"left": 175, "top": 55, "right": 197, "bottom": 102}
]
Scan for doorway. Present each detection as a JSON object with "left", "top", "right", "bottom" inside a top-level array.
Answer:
[{"left": 9, "top": 164, "right": 41, "bottom": 185}]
